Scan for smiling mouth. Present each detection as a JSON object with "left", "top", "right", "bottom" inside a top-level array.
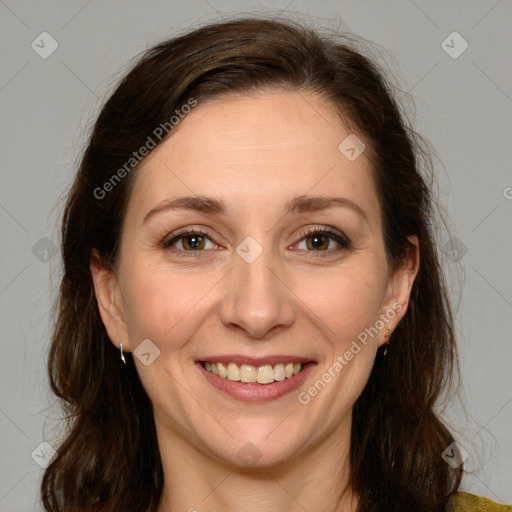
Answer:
[{"left": 200, "top": 361, "right": 311, "bottom": 385}]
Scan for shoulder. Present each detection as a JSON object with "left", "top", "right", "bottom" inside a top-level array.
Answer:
[{"left": 451, "top": 492, "right": 512, "bottom": 512}]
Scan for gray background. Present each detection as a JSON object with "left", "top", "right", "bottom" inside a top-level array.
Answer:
[{"left": 1, "top": 1, "right": 511, "bottom": 510}]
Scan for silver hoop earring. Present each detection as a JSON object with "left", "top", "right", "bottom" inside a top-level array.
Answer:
[{"left": 120, "top": 343, "right": 126, "bottom": 364}]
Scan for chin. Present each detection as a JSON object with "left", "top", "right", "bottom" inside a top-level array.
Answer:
[{"left": 215, "top": 433, "right": 304, "bottom": 470}]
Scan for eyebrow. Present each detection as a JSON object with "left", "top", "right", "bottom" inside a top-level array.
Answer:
[{"left": 142, "top": 194, "right": 368, "bottom": 224}]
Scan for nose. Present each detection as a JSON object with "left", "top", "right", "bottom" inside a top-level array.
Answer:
[{"left": 218, "top": 240, "right": 296, "bottom": 339}]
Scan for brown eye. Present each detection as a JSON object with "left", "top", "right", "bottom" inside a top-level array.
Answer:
[
  {"left": 295, "top": 227, "right": 351, "bottom": 253},
  {"left": 181, "top": 234, "right": 206, "bottom": 250},
  {"left": 305, "top": 233, "right": 330, "bottom": 251},
  {"left": 162, "top": 229, "right": 216, "bottom": 252}
]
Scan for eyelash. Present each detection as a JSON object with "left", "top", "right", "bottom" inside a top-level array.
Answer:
[
  {"left": 161, "top": 228, "right": 213, "bottom": 257},
  {"left": 293, "top": 227, "right": 351, "bottom": 255},
  {"left": 161, "top": 226, "right": 351, "bottom": 257}
]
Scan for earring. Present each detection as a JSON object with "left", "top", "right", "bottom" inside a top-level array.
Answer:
[
  {"left": 120, "top": 343, "right": 126, "bottom": 364},
  {"left": 383, "top": 327, "right": 393, "bottom": 356}
]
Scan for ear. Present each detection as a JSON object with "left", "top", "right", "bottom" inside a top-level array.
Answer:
[
  {"left": 90, "top": 249, "right": 130, "bottom": 352},
  {"left": 379, "top": 235, "right": 420, "bottom": 345}
]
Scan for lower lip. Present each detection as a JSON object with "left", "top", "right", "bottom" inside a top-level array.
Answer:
[{"left": 196, "top": 362, "right": 316, "bottom": 402}]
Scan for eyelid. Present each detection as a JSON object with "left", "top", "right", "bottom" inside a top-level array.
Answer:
[
  {"left": 161, "top": 226, "right": 216, "bottom": 249},
  {"left": 293, "top": 225, "right": 351, "bottom": 249}
]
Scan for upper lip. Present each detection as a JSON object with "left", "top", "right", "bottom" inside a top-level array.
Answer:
[{"left": 197, "top": 355, "right": 315, "bottom": 366}]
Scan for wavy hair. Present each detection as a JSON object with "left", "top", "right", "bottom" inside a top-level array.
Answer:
[{"left": 42, "top": 17, "right": 462, "bottom": 511}]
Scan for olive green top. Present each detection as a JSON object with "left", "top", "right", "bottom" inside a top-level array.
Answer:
[{"left": 452, "top": 493, "right": 512, "bottom": 511}]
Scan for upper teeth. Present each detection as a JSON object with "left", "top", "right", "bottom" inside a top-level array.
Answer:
[{"left": 204, "top": 362, "right": 304, "bottom": 384}]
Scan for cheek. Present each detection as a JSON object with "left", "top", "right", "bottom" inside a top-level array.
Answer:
[
  {"left": 120, "top": 257, "right": 222, "bottom": 348},
  {"left": 295, "top": 262, "right": 386, "bottom": 346},
  {"left": 293, "top": 263, "right": 387, "bottom": 421}
]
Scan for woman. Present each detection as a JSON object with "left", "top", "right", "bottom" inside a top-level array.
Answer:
[{"left": 41, "top": 17, "right": 511, "bottom": 512}]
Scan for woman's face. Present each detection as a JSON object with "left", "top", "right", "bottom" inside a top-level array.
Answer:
[{"left": 93, "top": 90, "right": 417, "bottom": 468}]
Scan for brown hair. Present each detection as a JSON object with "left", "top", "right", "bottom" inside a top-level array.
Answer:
[{"left": 42, "top": 17, "right": 462, "bottom": 511}]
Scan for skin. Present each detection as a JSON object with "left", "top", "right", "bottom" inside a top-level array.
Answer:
[{"left": 91, "top": 90, "right": 419, "bottom": 512}]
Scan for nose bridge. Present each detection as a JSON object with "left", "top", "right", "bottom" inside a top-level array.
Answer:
[{"left": 219, "top": 234, "right": 295, "bottom": 338}]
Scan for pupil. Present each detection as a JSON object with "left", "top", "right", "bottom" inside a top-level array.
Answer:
[
  {"left": 186, "top": 235, "right": 203, "bottom": 250},
  {"left": 308, "top": 235, "right": 327, "bottom": 250}
]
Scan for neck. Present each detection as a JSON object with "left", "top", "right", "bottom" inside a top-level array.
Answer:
[{"left": 155, "top": 413, "right": 358, "bottom": 512}]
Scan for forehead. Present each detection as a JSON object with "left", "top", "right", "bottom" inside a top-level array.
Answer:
[{"left": 127, "top": 90, "right": 381, "bottom": 224}]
